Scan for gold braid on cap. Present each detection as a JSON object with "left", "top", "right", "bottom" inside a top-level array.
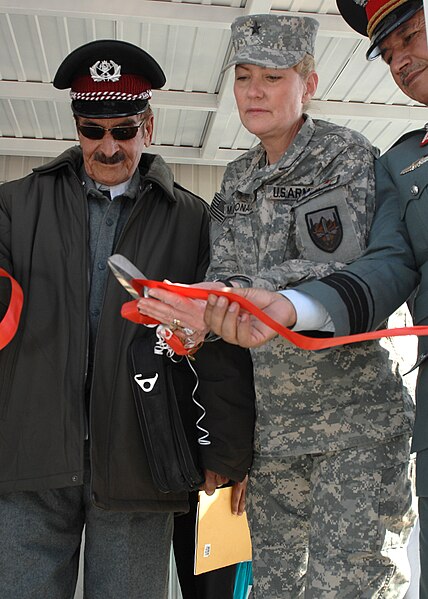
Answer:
[{"left": 367, "top": 0, "right": 409, "bottom": 38}]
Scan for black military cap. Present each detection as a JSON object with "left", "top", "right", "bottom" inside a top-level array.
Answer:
[
  {"left": 336, "top": 0, "right": 423, "bottom": 60},
  {"left": 53, "top": 39, "right": 166, "bottom": 118}
]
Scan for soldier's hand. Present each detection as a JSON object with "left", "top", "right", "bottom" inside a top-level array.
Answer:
[{"left": 204, "top": 288, "right": 297, "bottom": 348}]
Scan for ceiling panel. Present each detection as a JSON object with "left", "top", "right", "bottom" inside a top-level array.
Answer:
[{"left": 0, "top": 0, "right": 424, "bottom": 165}]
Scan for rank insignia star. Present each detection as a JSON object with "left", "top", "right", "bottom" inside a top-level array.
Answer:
[{"left": 251, "top": 21, "right": 261, "bottom": 35}]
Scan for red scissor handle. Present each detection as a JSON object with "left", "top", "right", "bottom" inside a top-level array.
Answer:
[
  {"left": 121, "top": 299, "right": 190, "bottom": 355},
  {"left": 121, "top": 299, "right": 159, "bottom": 326}
]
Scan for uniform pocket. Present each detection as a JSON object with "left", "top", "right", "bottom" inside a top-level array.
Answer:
[
  {"left": 312, "top": 438, "right": 414, "bottom": 554},
  {"left": 399, "top": 170, "right": 428, "bottom": 221},
  {"left": 336, "top": 470, "right": 382, "bottom": 552}
]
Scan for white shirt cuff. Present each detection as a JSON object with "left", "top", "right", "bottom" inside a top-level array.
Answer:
[{"left": 279, "top": 289, "right": 334, "bottom": 332}]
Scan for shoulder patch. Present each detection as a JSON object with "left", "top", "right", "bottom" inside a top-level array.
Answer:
[
  {"left": 305, "top": 206, "right": 343, "bottom": 253},
  {"left": 210, "top": 192, "right": 226, "bottom": 223}
]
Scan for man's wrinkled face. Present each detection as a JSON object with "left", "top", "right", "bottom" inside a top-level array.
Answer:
[
  {"left": 380, "top": 9, "right": 428, "bottom": 104},
  {"left": 76, "top": 113, "right": 153, "bottom": 186}
]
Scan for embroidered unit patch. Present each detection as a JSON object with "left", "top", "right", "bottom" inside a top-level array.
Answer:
[{"left": 305, "top": 206, "right": 343, "bottom": 253}]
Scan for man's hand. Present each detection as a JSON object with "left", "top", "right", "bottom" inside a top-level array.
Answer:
[
  {"left": 231, "top": 475, "right": 248, "bottom": 516},
  {"left": 136, "top": 282, "right": 229, "bottom": 348},
  {"left": 204, "top": 287, "right": 297, "bottom": 348},
  {"left": 200, "top": 469, "right": 229, "bottom": 496},
  {"left": 200, "top": 471, "right": 247, "bottom": 514},
  {"left": 137, "top": 286, "right": 207, "bottom": 331}
]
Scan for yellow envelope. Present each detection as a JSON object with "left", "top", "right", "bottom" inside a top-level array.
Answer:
[{"left": 194, "top": 486, "right": 252, "bottom": 575}]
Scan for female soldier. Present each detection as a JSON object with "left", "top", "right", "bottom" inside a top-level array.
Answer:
[{"left": 137, "top": 14, "right": 415, "bottom": 598}]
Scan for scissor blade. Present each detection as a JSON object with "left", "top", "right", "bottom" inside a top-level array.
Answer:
[{"left": 108, "top": 254, "right": 147, "bottom": 299}]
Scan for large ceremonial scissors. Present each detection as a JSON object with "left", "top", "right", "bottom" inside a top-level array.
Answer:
[{"left": 107, "top": 254, "right": 189, "bottom": 354}]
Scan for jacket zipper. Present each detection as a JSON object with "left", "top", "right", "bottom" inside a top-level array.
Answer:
[
  {"left": 73, "top": 174, "right": 91, "bottom": 456},
  {"left": 88, "top": 181, "right": 152, "bottom": 506}
]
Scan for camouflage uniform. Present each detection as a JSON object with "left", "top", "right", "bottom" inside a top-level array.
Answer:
[{"left": 207, "top": 114, "right": 415, "bottom": 598}]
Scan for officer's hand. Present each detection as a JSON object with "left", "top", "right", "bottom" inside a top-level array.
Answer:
[{"left": 204, "top": 288, "right": 297, "bottom": 348}]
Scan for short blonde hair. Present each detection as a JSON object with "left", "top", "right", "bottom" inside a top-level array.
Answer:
[{"left": 294, "top": 53, "right": 316, "bottom": 80}]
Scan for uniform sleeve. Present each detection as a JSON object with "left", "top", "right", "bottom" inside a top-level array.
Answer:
[
  {"left": 298, "top": 156, "right": 419, "bottom": 335},
  {"left": 207, "top": 144, "right": 377, "bottom": 290},
  {"left": 205, "top": 179, "right": 242, "bottom": 279}
]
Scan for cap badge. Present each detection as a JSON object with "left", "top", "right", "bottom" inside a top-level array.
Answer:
[
  {"left": 251, "top": 21, "right": 261, "bottom": 35},
  {"left": 89, "top": 60, "right": 121, "bottom": 83}
]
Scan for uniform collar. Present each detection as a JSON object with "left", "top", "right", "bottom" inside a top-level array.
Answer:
[{"left": 237, "top": 114, "right": 315, "bottom": 195}]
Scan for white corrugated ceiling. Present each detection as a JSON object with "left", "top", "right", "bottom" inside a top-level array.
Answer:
[{"left": 0, "top": 0, "right": 425, "bottom": 165}]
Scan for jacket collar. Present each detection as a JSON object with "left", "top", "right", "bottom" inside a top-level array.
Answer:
[{"left": 32, "top": 145, "right": 177, "bottom": 203}]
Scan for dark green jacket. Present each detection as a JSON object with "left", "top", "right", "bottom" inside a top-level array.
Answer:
[{"left": 0, "top": 146, "right": 254, "bottom": 511}]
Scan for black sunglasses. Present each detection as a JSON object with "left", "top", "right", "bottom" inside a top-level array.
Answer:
[{"left": 77, "top": 120, "right": 145, "bottom": 141}]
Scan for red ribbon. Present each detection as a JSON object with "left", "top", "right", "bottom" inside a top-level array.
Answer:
[
  {"left": 122, "top": 279, "right": 428, "bottom": 353},
  {"left": 0, "top": 268, "right": 23, "bottom": 350}
]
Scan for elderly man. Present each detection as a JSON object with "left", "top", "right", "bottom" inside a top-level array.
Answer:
[{"left": 0, "top": 39, "right": 254, "bottom": 599}]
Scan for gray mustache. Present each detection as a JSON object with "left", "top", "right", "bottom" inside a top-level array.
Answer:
[
  {"left": 94, "top": 152, "right": 126, "bottom": 165},
  {"left": 400, "top": 63, "right": 425, "bottom": 86}
]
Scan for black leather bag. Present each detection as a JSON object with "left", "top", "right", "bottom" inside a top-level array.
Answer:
[{"left": 128, "top": 334, "right": 205, "bottom": 493}]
